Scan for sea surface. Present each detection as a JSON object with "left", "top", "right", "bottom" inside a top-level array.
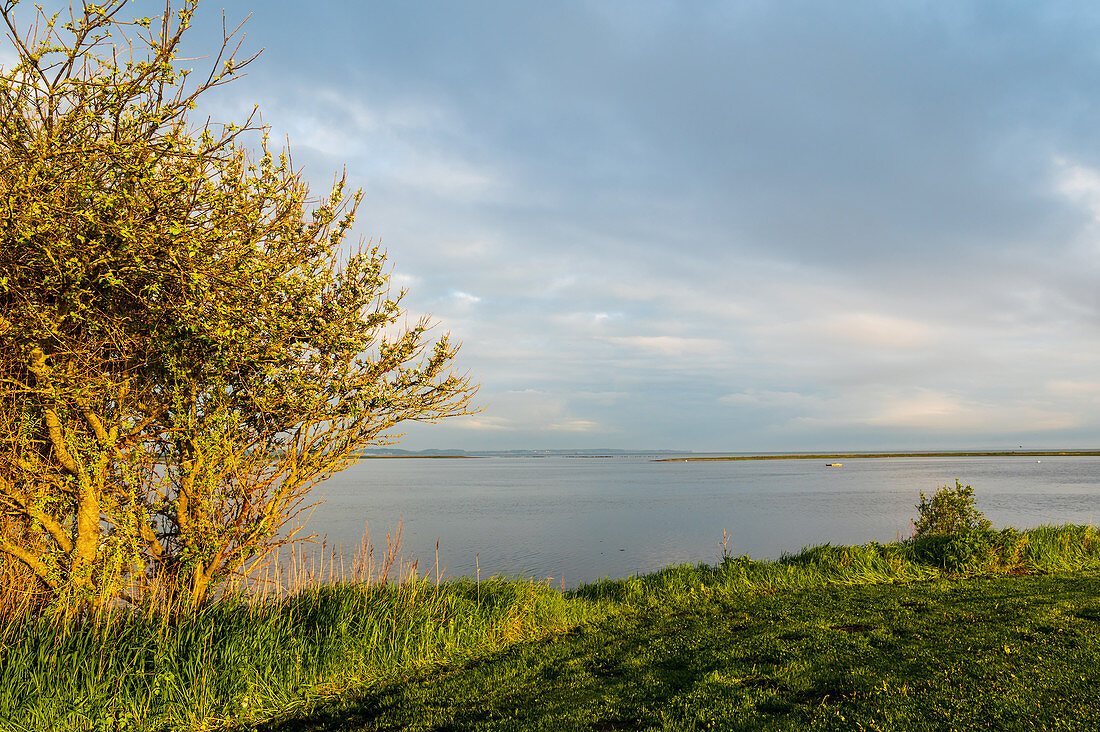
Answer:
[{"left": 298, "top": 454, "right": 1100, "bottom": 588}]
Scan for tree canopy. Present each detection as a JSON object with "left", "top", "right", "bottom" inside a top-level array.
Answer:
[{"left": 0, "top": 0, "right": 475, "bottom": 614}]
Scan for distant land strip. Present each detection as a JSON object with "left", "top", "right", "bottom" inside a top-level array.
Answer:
[
  {"left": 357, "top": 454, "right": 478, "bottom": 459},
  {"left": 654, "top": 450, "right": 1100, "bottom": 462}
]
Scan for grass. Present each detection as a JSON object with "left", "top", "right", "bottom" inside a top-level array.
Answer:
[
  {"left": 3, "top": 524, "right": 1100, "bottom": 730},
  {"left": 0, "top": 520, "right": 590, "bottom": 731},
  {"left": 273, "top": 572, "right": 1100, "bottom": 731},
  {"left": 0, "top": 577, "right": 590, "bottom": 731}
]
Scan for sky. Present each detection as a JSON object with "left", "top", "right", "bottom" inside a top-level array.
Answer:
[{"left": 24, "top": 0, "right": 1100, "bottom": 452}]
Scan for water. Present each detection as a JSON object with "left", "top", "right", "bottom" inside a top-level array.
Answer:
[{"left": 303, "top": 454, "right": 1100, "bottom": 588}]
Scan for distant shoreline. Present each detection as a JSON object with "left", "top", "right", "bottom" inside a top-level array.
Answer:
[
  {"left": 353, "top": 450, "right": 1100, "bottom": 461},
  {"left": 654, "top": 450, "right": 1100, "bottom": 462},
  {"left": 357, "top": 455, "right": 479, "bottom": 459}
]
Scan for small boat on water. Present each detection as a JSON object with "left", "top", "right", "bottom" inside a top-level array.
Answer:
[{"left": 825, "top": 463, "right": 843, "bottom": 467}]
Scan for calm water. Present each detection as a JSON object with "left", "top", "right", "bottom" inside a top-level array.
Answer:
[{"left": 303, "top": 455, "right": 1100, "bottom": 588}]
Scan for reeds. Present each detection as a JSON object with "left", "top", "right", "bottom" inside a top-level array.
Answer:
[{"left": 224, "top": 520, "right": 423, "bottom": 602}]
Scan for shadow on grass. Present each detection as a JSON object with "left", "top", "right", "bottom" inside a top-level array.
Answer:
[
  {"left": 258, "top": 606, "right": 730, "bottom": 731},
  {"left": 258, "top": 573, "right": 1100, "bottom": 732}
]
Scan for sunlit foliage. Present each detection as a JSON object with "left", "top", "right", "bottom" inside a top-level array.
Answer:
[{"left": 0, "top": 0, "right": 475, "bottom": 614}]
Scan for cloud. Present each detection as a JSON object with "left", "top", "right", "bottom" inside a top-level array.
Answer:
[
  {"left": 717, "top": 384, "right": 1086, "bottom": 440},
  {"left": 605, "top": 336, "right": 724, "bottom": 357},
  {"left": 546, "top": 419, "right": 600, "bottom": 433},
  {"left": 860, "top": 391, "right": 970, "bottom": 429},
  {"left": 390, "top": 272, "right": 421, "bottom": 289},
  {"left": 207, "top": 80, "right": 505, "bottom": 206},
  {"left": 174, "top": 0, "right": 1100, "bottom": 450},
  {"left": 443, "top": 416, "right": 511, "bottom": 432},
  {"left": 719, "top": 390, "right": 821, "bottom": 409},
  {"left": 860, "top": 391, "right": 1080, "bottom": 433},
  {"left": 1046, "top": 380, "right": 1100, "bottom": 398},
  {"left": 818, "top": 313, "right": 935, "bottom": 349},
  {"left": 1053, "top": 156, "right": 1100, "bottom": 221},
  {"left": 449, "top": 290, "right": 482, "bottom": 306},
  {"left": 574, "top": 390, "right": 629, "bottom": 407},
  {"left": 420, "top": 388, "right": 604, "bottom": 440}
]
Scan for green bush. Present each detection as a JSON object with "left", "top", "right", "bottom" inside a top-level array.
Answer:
[
  {"left": 912, "top": 480, "right": 992, "bottom": 539},
  {"left": 908, "top": 480, "right": 1000, "bottom": 573}
]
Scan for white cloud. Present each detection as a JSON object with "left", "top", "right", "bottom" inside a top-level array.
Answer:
[
  {"left": 605, "top": 335, "right": 723, "bottom": 356},
  {"left": 444, "top": 416, "right": 511, "bottom": 431},
  {"left": 720, "top": 385, "right": 1085, "bottom": 439},
  {"left": 818, "top": 312, "right": 935, "bottom": 349},
  {"left": 390, "top": 272, "right": 422, "bottom": 289},
  {"left": 188, "top": 1, "right": 1100, "bottom": 450},
  {"left": 1046, "top": 379, "right": 1100, "bottom": 398},
  {"left": 236, "top": 84, "right": 505, "bottom": 203},
  {"left": 1053, "top": 156, "right": 1100, "bottom": 222},
  {"left": 574, "top": 390, "right": 629, "bottom": 406},
  {"left": 431, "top": 388, "right": 603, "bottom": 438},
  {"left": 719, "top": 390, "right": 821, "bottom": 408},
  {"left": 546, "top": 419, "right": 600, "bottom": 432},
  {"left": 450, "top": 290, "right": 482, "bottom": 305},
  {"left": 835, "top": 390, "right": 1080, "bottom": 434},
  {"left": 860, "top": 391, "right": 969, "bottom": 428}
]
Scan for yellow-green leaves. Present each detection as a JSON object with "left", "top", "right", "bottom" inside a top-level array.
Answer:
[{"left": 1, "top": 0, "right": 475, "bottom": 617}]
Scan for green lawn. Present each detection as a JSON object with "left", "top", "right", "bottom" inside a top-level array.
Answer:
[
  {"left": 260, "top": 572, "right": 1100, "bottom": 731},
  {"left": 6, "top": 525, "right": 1100, "bottom": 731}
]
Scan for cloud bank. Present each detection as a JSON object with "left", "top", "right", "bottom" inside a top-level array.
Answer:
[{"left": 178, "top": 1, "right": 1100, "bottom": 450}]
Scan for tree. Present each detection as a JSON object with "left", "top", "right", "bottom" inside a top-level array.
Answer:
[{"left": 0, "top": 0, "right": 475, "bottom": 614}]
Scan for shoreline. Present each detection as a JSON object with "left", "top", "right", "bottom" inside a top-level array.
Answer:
[{"left": 654, "top": 450, "right": 1100, "bottom": 462}]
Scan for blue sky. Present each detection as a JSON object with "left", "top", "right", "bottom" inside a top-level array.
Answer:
[{"left": 41, "top": 1, "right": 1100, "bottom": 451}]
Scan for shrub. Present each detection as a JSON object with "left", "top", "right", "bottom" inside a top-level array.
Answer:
[
  {"left": 907, "top": 480, "right": 1001, "bottom": 573},
  {"left": 912, "top": 480, "right": 992, "bottom": 540},
  {"left": 0, "top": 0, "right": 475, "bottom": 615}
]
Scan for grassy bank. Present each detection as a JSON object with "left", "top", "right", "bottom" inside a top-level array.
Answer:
[
  {"left": 0, "top": 578, "right": 591, "bottom": 731},
  {"left": 3, "top": 524, "right": 1100, "bottom": 730},
  {"left": 276, "top": 571, "right": 1100, "bottom": 731}
]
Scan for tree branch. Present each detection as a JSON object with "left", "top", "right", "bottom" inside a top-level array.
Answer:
[{"left": 0, "top": 537, "right": 58, "bottom": 590}]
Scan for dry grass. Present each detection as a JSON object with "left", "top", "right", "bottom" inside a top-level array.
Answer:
[{"left": 227, "top": 518, "right": 430, "bottom": 602}]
